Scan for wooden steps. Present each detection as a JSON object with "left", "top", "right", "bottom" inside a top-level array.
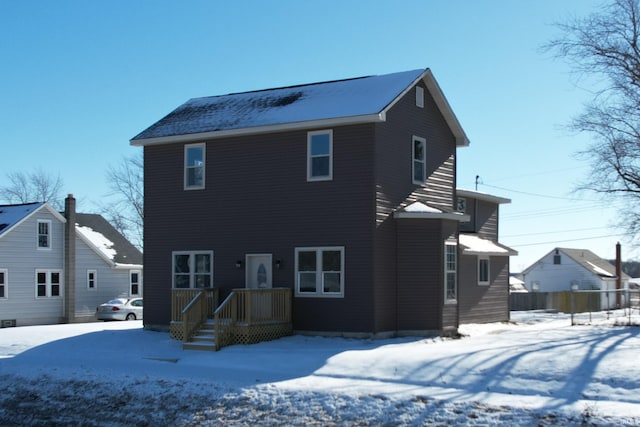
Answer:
[{"left": 182, "top": 320, "right": 217, "bottom": 351}]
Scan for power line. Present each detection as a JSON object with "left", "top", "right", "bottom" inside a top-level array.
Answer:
[
  {"left": 502, "top": 226, "right": 613, "bottom": 238},
  {"left": 509, "top": 233, "right": 627, "bottom": 248}
]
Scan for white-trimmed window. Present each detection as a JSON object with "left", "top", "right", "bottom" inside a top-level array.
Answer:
[
  {"left": 87, "top": 270, "right": 97, "bottom": 290},
  {"left": 307, "top": 130, "right": 333, "bottom": 181},
  {"left": 412, "top": 136, "right": 426, "bottom": 184},
  {"left": 478, "top": 256, "right": 490, "bottom": 285},
  {"left": 173, "top": 251, "right": 213, "bottom": 288},
  {"left": 130, "top": 270, "right": 141, "bottom": 295},
  {"left": 37, "top": 220, "right": 51, "bottom": 249},
  {"left": 295, "top": 247, "right": 344, "bottom": 297},
  {"left": 36, "top": 270, "right": 62, "bottom": 298},
  {"left": 0, "top": 269, "right": 7, "bottom": 299},
  {"left": 445, "top": 242, "right": 457, "bottom": 302},
  {"left": 416, "top": 86, "right": 424, "bottom": 108},
  {"left": 185, "top": 143, "right": 205, "bottom": 190}
]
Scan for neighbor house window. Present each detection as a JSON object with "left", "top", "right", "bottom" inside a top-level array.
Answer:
[
  {"left": 416, "top": 86, "right": 424, "bottom": 108},
  {"left": 412, "top": 136, "right": 426, "bottom": 184},
  {"left": 36, "top": 270, "right": 61, "bottom": 298},
  {"left": 307, "top": 130, "right": 333, "bottom": 181},
  {"left": 173, "top": 251, "right": 213, "bottom": 288},
  {"left": 478, "top": 256, "right": 490, "bottom": 285},
  {"left": 37, "top": 220, "right": 51, "bottom": 249},
  {"left": 130, "top": 270, "right": 141, "bottom": 295},
  {"left": 87, "top": 270, "right": 97, "bottom": 290},
  {"left": 0, "top": 269, "right": 7, "bottom": 299},
  {"left": 295, "top": 247, "right": 344, "bottom": 297},
  {"left": 184, "top": 143, "right": 205, "bottom": 189},
  {"left": 445, "top": 242, "right": 457, "bottom": 302}
]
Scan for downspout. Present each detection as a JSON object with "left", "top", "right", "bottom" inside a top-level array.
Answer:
[
  {"left": 64, "top": 194, "right": 76, "bottom": 323},
  {"left": 616, "top": 242, "right": 622, "bottom": 308}
]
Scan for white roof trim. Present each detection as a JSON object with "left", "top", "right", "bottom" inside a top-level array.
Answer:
[
  {"left": 394, "top": 210, "right": 470, "bottom": 222},
  {"left": 456, "top": 188, "right": 511, "bottom": 204},
  {"left": 459, "top": 234, "right": 518, "bottom": 256},
  {"left": 131, "top": 113, "right": 384, "bottom": 146}
]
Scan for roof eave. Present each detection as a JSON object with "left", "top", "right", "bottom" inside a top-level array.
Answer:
[
  {"left": 393, "top": 211, "right": 471, "bottom": 222},
  {"left": 130, "top": 113, "right": 384, "bottom": 147}
]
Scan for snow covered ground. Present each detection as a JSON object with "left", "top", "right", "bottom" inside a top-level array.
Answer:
[{"left": 1, "top": 310, "right": 639, "bottom": 426}]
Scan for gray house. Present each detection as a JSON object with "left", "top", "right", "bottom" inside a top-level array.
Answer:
[
  {"left": 132, "top": 68, "right": 515, "bottom": 340},
  {"left": 0, "top": 195, "right": 143, "bottom": 326}
]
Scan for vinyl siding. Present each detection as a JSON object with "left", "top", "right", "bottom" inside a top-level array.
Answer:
[
  {"left": 459, "top": 197, "right": 499, "bottom": 239},
  {"left": 0, "top": 209, "right": 65, "bottom": 325},
  {"left": 458, "top": 255, "right": 510, "bottom": 324},
  {"left": 74, "top": 238, "right": 140, "bottom": 319},
  {"left": 143, "top": 125, "right": 377, "bottom": 332}
]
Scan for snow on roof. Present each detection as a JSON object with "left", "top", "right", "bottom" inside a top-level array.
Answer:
[
  {"left": 585, "top": 260, "right": 616, "bottom": 278},
  {"left": 403, "top": 201, "right": 443, "bottom": 213},
  {"left": 459, "top": 234, "right": 518, "bottom": 256},
  {"left": 76, "top": 224, "right": 117, "bottom": 261},
  {"left": 132, "top": 69, "right": 425, "bottom": 142}
]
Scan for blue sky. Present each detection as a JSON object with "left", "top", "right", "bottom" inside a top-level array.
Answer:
[{"left": 1, "top": 0, "right": 628, "bottom": 270}]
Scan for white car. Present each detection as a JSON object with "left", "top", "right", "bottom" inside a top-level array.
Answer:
[{"left": 96, "top": 298, "right": 143, "bottom": 321}]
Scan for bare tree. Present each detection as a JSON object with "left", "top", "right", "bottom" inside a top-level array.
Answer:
[
  {"left": 544, "top": 0, "right": 640, "bottom": 235},
  {"left": 0, "top": 168, "right": 64, "bottom": 209},
  {"left": 101, "top": 152, "right": 144, "bottom": 250}
]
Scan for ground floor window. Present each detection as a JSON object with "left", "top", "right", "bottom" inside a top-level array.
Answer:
[
  {"left": 87, "top": 270, "right": 97, "bottom": 290},
  {"left": 0, "top": 269, "right": 6, "bottom": 299},
  {"left": 36, "top": 270, "right": 62, "bottom": 298},
  {"left": 478, "top": 256, "right": 490, "bottom": 285},
  {"left": 172, "top": 251, "right": 213, "bottom": 288},
  {"left": 445, "top": 243, "right": 457, "bottom": 302},
  {"left": 295, "top": 247, "right": 344, "bottom": 297},
  {"left": 130, "top": 270, "right": 141, "bottom": 295}
]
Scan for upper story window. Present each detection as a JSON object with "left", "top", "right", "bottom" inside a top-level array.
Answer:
[
  {"left": 184, "top": 143, "right": 205, "bottom": 190},
  {"left": 478, "top": 256, "right": 490, "bottom": 285},
  {"left": 173, "top": 251, "right": 213, "bottom": 289},
  {"left": 416, "top": 86, "right": 424, "bottom": 108},
  {"left": 0, "top": 269, "right": 7, "bottom": 299},
  {"left": 412, "top": 136, "right": 426, "bottom": 184},
  {"left": 37, "top": 220, "right": 51, "bottom": 249},
  {"left": 307, "top": 130, "right": 333, "bottom": 181},
  {"left": 295, "top": 246, "right": 344, "bottom": 297},
  {"left": 445, "top": 242, "right": 457, "bottom": 302},
  {"left": 456, "top": 197, "right": 467, "bottom": 212}
]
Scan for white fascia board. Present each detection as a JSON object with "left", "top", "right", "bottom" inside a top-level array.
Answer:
[
  {"left": 456, "top": 189, "right": 512, "bottom": 204},
  {"left": 130, "top": 113, "right": 384, "bottom": 147},
  {"left": 393, "top": 211, "right": 471, "bottom": 222}
]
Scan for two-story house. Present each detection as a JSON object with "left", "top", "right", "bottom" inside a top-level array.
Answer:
[
  {"left": 0, "top": 195, "right": 143, "bottom": 326},
  {"left": 131, "top": 68, "right": 515, "bottom": 342}
]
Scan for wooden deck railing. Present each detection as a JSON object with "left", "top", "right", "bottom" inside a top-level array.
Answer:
[
  {"left": 213, "top": 288, "right": 292, "bottom": 350},
  {"left": 181, "top": 291, "right": 207, "bottom": 343},
  {"left": 171, "top": 288, "right": 219, "bottom": 322}
]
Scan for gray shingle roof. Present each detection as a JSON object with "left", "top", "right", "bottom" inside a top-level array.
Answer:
[
  {"left": 131, "top": 69, "right": 435, "bottom": 143},
  {"left": 75, "top": 213, "right": 142, "bottom": 266}
]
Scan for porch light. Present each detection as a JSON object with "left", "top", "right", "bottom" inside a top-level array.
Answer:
[
  {"left": 275, "top": 259, "right": 282, "bottom": 269},
  {"left": 236, "top": 260, "right": 242, "bottom": 269}
]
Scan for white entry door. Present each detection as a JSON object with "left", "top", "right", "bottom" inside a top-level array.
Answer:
[{"left": 245, "top": 254, "right": 272, "bottom": 289}]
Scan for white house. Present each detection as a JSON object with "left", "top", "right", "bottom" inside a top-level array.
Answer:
[
  {"left": 521, "top": 247, "right": 629, "bottom": 310},
  {"left": 0, "top": 195, "right": 143, "bottom": 326}
]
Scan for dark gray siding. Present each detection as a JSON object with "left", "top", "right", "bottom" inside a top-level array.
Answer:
[
  {"left": 459, "top": 197, "right": 499, "bottom": 239},
  {"left": 143, "top": 125, "right": 377, "bottom": 332},
  {"left": 396, "top": 219, "right": 459, "bottom": 332},
  {"left": 458, "top": 255, "right": 510, "bottom": 324},
  {"left": 372, "top": 82, "right": 458, "bottom": 333}
]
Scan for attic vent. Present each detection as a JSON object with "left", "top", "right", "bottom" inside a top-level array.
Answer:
[{"left": 554, "top": 254, "right": 561, "bottom": 265}]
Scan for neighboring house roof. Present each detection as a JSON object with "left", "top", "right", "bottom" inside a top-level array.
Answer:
[
  {"left": 509, "top": 276, "right": 528, "bottom": 293},
  {"left": 75, "top": 213, "right": 143, "bottom": 268},
  {"left": 522, "top": 247, "right": 630, "bottom": 280},
  {"left": 459, "top": 233, "right": 518, "bottom": 256},
  {"left": 130, "top": 68, "right": 470, "bottom": 147},
  {"left": 0, "top": 202, "right": 66, "bottom": 238}
]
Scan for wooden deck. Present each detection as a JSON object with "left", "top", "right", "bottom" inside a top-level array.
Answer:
[{"left": 171, "top": 288, "right": 292, "bottom": 351}]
